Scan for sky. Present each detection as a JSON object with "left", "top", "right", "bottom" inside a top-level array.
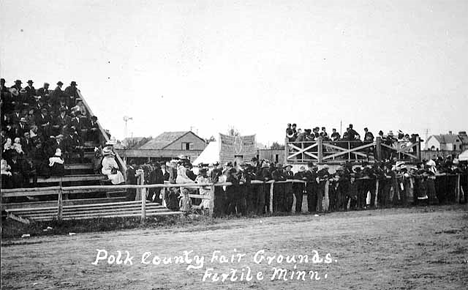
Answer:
[{"left": 1, "top": 0, "right": 467, "bottom": 146}]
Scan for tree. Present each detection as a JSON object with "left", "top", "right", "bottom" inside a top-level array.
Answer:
[{"left": 270, "top": 142, "right": 285, "bottom": 150}]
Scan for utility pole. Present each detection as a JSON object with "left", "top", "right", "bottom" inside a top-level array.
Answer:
[{"left": 123, "top": 116, "right": 133, "bottom": 139}]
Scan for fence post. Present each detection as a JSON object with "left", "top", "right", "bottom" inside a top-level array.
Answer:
[
  {"left": 269, "top": 181, "right": 274, "bottom": 213},
  {"left": 376, "top": 137, "right": 382, "bottom": 161},
  {"left": 456, "top": 174, "right": 461, "bottom": 203},
  {"left": 140, "top": 176, "right": 146, "bottom": 224},
  {"left": 416, "top": 137, "right": 421, "bottom": 161},
  {"left": 317, "top": 137, "right": 323, "bottom": 163},
  {"left": 285, "top": 138, "right": 289, "bottom": 163},
  {"left": 209, "top": 184, "right": 215, "bottom": 217},
  {"left": 57, "top": 181, "right": 63, "bottom": 221}
]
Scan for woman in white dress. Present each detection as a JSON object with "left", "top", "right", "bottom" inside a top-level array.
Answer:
[{"left": 101, "top": 148, "right": 125, "bottom": 184}]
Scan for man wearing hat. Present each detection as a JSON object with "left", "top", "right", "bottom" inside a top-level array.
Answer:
[
  {"left": 10, "top": 80, "right": 22, "bottom": 92},
  {"left": 283, "top": 164, "right": 295, "bottom": 212},
  {"left": 37, "top": 83, "right": 50, "bottom": 100},
  {"left": 35, "top": 108, "right": 51, "bottom": 137},
  {"left": 347, "top": 124, "right": 359, "bottom": 141},
  {"left": 65, "top": 81, "right": 79, "bottom": 107},
  {"left": 293, "top": 166, "right": 307, "bottom": 213},
  {"left": 254, "top": 160, "right": 271, "bottom": 215},
  {"left": 271, "top": 163, "right": 287, "bottom": 212},
  {"left": 305, "top": 162, "right": 319, "bottom": 213},
  {"left": 331, "top": 128, "right": 340, "bottom": 142},
  {"left": 53, "top": 107, "right": 71, "bottom": 135},
  {"left": 25, "top": 80, "right": 36, "bottom": 99},
  {"left": 17, "top": 117, "right": 30, "bottom": 137},
  {"left": 50, "top": 81, "right": 64, "bottom": 107}
]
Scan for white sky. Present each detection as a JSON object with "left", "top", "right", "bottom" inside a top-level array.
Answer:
[{"left": 1, "top": 0, "right": 467, "bottom": 145}]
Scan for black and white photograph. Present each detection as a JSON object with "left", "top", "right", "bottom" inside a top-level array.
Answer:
[{"left": 1, "top": 0, "right": 467, "bottom": 289}]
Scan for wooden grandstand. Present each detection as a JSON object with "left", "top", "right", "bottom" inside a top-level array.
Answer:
[{"left": 1, "top": 89, "right": 182, "bottom": 222}]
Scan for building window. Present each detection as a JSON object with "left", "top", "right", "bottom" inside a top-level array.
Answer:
[{"left": 181, "top": 142, "right": 193, "bottom": 150}]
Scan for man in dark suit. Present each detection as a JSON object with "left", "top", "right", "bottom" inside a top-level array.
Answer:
[
  {"left": 10, "top": 80, "right": 22, "bottom": 92},
  {"left": 64, "top": 81, "right": 79, "bottom": 107},
  {"left": 126, "top": 160, "right": 138, "bottom": 201},
  {"left": 50, "top": 81, "right": 64, "bottom": 108},
  {"left": 21, "top": 131, "right": 34, "bottom": 156},
  {"left": 87, "top": 115, "right": 100, "bottom": 143},
  {"left": 17, "top": 117, "right": 30, "bottom": 137},
  {"left": 53, "top": 107, "right": 71, "bottom": 136},
  {"left": 148, "top": 163, "right": 164, "bottom": 203},
  {"left": 37, "top": 83, "right": 50, "bottom": 102},
  {"left": 35, "top": 108, "right": 51, "bottom": 137},
  {"left": 25, "top": 80, "right": 36, "bottom": 98}
]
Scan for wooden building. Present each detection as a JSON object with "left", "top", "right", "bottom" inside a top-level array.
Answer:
[{"left": 116, "top": 131, "right": 207, "bottom": 163}]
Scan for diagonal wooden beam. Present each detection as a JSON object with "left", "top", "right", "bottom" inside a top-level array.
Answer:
[{"left": 287, "top": 143, "right": 318, "bottom": 159}]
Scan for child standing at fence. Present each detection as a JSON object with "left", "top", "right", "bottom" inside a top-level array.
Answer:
[{"left": 179, "top": 188, "right": 192, "bottom": 215}]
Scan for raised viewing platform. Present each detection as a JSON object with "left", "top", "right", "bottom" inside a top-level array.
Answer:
[{"left": 285, "top": 136, "right": 422, "bottom": 164}]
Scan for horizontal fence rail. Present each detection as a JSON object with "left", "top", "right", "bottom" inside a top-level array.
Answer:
[{"left": 2, "top": 173, "right": 466, "bottom": 223}]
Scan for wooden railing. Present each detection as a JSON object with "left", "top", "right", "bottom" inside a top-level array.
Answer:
[
  {"left": 286, "top": 136, "right": 421, "bottom": 164},
  {"left": 3, "top": 173, "right": 464, "bottom": 223}
]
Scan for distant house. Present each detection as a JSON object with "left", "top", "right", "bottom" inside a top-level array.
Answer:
[
  {"left": 116, "top": 131, "right": 207, "bottom": 163},
  {"left": 425, "top": 131, "right": 468, "bottom": 152}
]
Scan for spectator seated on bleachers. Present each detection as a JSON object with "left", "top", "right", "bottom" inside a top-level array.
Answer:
[
  {"left": 101, "top": 147, "right": 124, "bottom": 185},
  {"left": 49, "top": 148, "right": 65, "bottom": 177}
]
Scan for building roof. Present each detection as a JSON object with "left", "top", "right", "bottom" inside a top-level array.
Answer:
[
  {"left": 428, "top": 134, "right": 462, "bottom": 145},
  {"left": 138, "top": 131, "right": 204, "bottom": 150}
]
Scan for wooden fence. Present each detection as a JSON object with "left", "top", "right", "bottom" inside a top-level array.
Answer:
[
  {"left": 286, "top": 136, "right": 422, "bottom": 164},
  {"left": 2, "top": 173, "right": 465, "bottom": 223}
]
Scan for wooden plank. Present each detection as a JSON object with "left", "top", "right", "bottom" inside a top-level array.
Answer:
[
  {"left": 37, "top": 175, "right": 107, "bottom": 184},
  {"left": 2, "top": 197, "right": 127, "bottom": 210},
  {"left": 24, "top": 211, "right": 183, "bottom": 221},
  {"left": 7, "top": 213, "right": 31, "bottom": 224},
  {"left": 15, "top": 206, "right": 168, "bottom": 218},
  {"left": 322, "top": 142, "right": 374, "bottom": 160},
  {"left": 65, "top": 163, "right": 93, "bottom": 170},
  {"left": 2, "top": 189, "right": 60, "bottom": 198}
]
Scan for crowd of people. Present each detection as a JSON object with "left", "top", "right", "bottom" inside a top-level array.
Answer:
[
  {"left": 124, "top": 155, "right": 467, "bottom": 216},
  {"left": 286, "top": 123, "right": 422, "bottom": 160},
  {"left": 286, "top": 123, "right": 421, "bottom": 144},
  {"left": 1, "top": 78, "right": 101, "bottom": 189}
]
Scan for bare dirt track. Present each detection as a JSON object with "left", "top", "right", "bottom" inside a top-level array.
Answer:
[{"left": 2, "top": 205, "right": 468, "bottom": 290}]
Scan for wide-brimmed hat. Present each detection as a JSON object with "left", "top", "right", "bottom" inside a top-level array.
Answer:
[
  {"left": 70, "top": 81, "right": 78, "bottom": 86},
  {"left": 102, "top": 147, "right": 115, "bottom": 156},
  {"left": 57, "top": 81, "right": 63, "bottom": 86},
  {"left": 27, "top": 80, "right": 34, "bottom": 84},
  {"left": 15, "top": 80, "right": 22, "bottom": 84}
]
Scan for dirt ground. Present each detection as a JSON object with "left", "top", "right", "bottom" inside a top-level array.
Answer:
[{"left": 1, "top": 205, "right": 467, "bottom": 290}]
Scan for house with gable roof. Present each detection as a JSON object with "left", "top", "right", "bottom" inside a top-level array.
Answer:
[{"left": 116, "top": 131, "right": 207, "bottom": 163}]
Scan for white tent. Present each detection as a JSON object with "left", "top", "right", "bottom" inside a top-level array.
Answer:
[
  {"left": 192, "top": 141, "right": 220, "bottom": 165},
  {"left": 459, "top": 150, "right": 468, "bottom": 161}
]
